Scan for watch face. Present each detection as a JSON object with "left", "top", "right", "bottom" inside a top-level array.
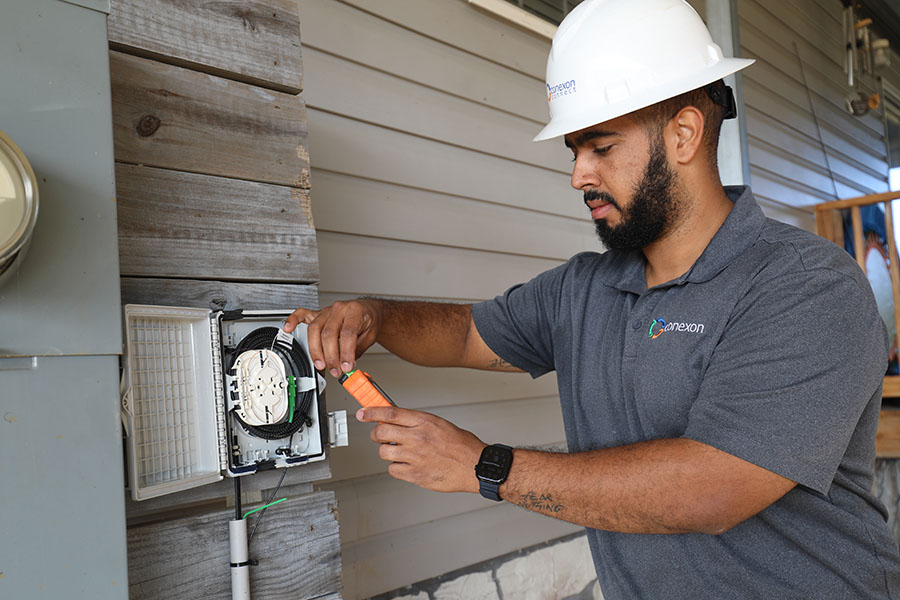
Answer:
[{"left": 476, "top": 445, "right": 513, "bottom": 483}]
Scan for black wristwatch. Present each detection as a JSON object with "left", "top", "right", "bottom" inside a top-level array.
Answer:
[{"left": 475, "top": 444, "right": 514, "bottom": 501}]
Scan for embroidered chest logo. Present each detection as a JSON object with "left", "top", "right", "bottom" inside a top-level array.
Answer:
[{"left": 648, "top": 318, "right": 706, "bottom": 339}]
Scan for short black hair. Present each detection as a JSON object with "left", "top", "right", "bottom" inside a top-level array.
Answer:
[{"left": 632, "top": 80, "right": 727, "bottom": 169}]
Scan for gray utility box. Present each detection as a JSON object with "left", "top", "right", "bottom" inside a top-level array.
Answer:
[{"left": 0, "top": 1, "right": 128, "bottom": 599}]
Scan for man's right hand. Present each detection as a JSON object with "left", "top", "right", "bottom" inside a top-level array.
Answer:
[
  {"left": 284, "top": 299, "right": 382, "bottom": 377},
  {"left": 286, "top": 299, "right": 521, "bottom": 376}
]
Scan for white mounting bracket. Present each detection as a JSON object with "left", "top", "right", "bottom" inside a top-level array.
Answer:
[{"left": 328, "top": 411, "right": 349, "bottom": 448}]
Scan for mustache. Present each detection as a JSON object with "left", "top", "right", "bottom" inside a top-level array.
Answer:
[{"left": 584, "top": 189, "right": 618, "bottom": 209}]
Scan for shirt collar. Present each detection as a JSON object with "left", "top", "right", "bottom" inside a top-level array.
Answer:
[{"left": 600, "top": 186, "right": 765, "bottom": 292}]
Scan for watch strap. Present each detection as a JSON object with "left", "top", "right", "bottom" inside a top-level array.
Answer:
[{"left": 477, "top": 443, "right": 513, "bottom": 502}]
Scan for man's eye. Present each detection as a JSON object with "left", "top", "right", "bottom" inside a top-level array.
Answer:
[{"left": 594, "top": 145, "right": 613, "bottom": 155}]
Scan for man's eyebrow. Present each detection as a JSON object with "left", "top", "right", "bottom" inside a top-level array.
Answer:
[{"left": 564, "top": 129, "right": 620, "bottom": 148}]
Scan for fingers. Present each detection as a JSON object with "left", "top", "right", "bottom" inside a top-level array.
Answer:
[
  {"left": 283, "top": 307, "right": 319, "bottom": 333},
  {"left": 357, "top": 406, "right": 426, "bottom": 427},
  {"left": 304, "top": 300, "right": 379, "bottom": 377},
  {"left": 359, "top": 409, "right": 486, "bottom": 494}
]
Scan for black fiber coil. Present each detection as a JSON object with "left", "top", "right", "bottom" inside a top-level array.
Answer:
[{"left": 228, "top": 327, "right": 314, "bottom": 441}]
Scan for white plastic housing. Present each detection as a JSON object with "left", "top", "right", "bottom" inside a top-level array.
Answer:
[
  {"left": 122, "top": 305, "right": 331, "bottom": 500},
  {"left": 122, "top": 305, "right": 223, "bottom": 500}
]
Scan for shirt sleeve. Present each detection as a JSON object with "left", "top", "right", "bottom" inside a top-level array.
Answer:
[
  {"left": 472, "top": 259, "right": 574, "bottom": 378},
  {"left": 682, "top": 266, "right": 889, "bottom": 494}
]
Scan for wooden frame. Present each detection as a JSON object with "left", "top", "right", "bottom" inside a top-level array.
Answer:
[{"left": 815, "top": 190, "right": 900, "bottom": 456}]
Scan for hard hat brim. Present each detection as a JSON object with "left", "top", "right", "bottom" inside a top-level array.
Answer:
[{"left": 533, "top": 57, "right": 755, "bottom": 142}]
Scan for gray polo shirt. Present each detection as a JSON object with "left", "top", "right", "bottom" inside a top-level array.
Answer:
[{"left": 473, "top": 186, "right": 900, "bottom": 599}]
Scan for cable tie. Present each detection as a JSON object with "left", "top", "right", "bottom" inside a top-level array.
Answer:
[{"left": 275, "top": 328, "right": 294, "bottom": 348}]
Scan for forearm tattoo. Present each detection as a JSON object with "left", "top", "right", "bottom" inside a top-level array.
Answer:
[{"left": 517, "top": 492, "right": 565, "bottom": 514}]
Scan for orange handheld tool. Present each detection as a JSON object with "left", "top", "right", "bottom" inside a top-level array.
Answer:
[{"left": 338, "top": 370, "right": 396, "bottom": 408}]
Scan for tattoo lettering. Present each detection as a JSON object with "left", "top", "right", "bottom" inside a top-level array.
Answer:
[
  {"left": 488, "top": 357, "right": 512, "bottom": 369},
  {"left": 518, "top": 491, "right": 565, "bottom": 514}
]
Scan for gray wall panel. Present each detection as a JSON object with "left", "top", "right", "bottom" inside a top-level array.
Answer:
[{"left": 0, "top": 356, "right": 128, "bottom": 599}]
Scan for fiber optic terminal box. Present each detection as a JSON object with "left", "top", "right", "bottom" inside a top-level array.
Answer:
[{"left": 121, "top": 305, "right": 348, "bottom": 501}]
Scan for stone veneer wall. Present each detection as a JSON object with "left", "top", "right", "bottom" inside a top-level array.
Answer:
[
  {"left": 369, "top": 533, "right": 602, "bottom": 600},
  {"left": 874, "top": 459, "right": 900, "bottom": 542}
]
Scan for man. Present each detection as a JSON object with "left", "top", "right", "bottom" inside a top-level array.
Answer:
[{"left": 286, "top": 0, "right": 900, "bottom": 597}]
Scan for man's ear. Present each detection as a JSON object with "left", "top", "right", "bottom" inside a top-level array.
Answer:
[{"left": 666, "top": 106, "right": 705, "bottom": 165}]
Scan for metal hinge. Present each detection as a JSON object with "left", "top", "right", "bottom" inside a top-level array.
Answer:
[
  {"left": 210, "top": 313, "right": 228, "bottom": 472},
  {"left": 328, "top": 411, "right": 349, "bottom": 448}
]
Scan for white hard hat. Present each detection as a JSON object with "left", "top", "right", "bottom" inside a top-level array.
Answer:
[{"left": 534, "top": 0, "right": 755, "bottom": 141}]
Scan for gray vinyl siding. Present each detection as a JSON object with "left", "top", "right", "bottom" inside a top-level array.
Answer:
[
  {"left": 299, "top": 1, "right": 899, "bottom": 598},
  {"left": 297, "top": 1, "right": 583, "bottom": 598},
  {"left": 738, "top": 0, "right": 895, "bottom": 229}
]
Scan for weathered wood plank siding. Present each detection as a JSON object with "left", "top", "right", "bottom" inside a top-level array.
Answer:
[
  {"left": 110, "top": 51, "right": 311, "bottom": 190},
  {"left": 110, "top": 0, "right": 337, "bottom": 596},
  {"left": 127, "top": 492, "right": 341, "bottom": 599},
  {"left": 120, "top": 278, "right": 319, "bottom": 312},
  {"left": 108, "top": 0, "right": 304, "bottom": 93},
  {"left": 298, "top": 0, "right": 584, "bottom": 598},
  {"left": 116, "top": 164, "right": 317, "bottom": 281}
]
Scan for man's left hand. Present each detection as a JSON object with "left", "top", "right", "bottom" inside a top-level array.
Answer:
[{"left": 357, "top": 406, "right": 486, "bottom": 494}]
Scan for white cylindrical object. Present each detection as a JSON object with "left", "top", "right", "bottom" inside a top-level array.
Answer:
[
  {"left": 0, "top": 130, "right": 39, "bottom": 288},
  {"left": 229, "top": 518, "right": 251, "bottom": 600}
]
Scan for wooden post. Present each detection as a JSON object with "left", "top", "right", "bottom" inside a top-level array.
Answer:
[{"left": 852, "top": 205, "right": 867, "bottom": 273}]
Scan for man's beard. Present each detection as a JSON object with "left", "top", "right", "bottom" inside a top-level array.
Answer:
[{"left": 587, "top": 138, "right": 680, "bottom": 251}]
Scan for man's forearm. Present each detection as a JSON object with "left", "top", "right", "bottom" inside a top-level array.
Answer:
[
  {"left": 498, "top": 438, "right": 795, "bottom": 535},
  {"left": 368, "top": 299, "right": 472, "bottom": 367},
  {"left": 367, "top": 299, "right": 519, "bottom": 371}
]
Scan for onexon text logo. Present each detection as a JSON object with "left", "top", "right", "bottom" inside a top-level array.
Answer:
[
  {"left": 547, "top": 79, "right": 577, "bottom": 102},
  {"left": 648, "top": 318, "right": 705, "bottom": 340}
]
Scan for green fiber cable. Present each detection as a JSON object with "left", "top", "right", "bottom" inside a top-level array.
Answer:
[
  {"left": 243, "top": 497, "right": 287, "bottom": 519},
  {"left": 288, "top": 375, "right": 296, "bottom": 423}
]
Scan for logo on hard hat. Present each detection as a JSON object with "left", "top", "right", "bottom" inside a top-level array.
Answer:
[{"left": 547, "top": 79, "right": 577, "bottom": 103}]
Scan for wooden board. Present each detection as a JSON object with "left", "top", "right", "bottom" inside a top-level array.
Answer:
[
  {"left": 108, "top": 0, "right": 304, "bottom": 94},
  {"left": 110, "top": 51, "right": 310, "bottom": 188},
  {"left": 116, "top": 164, "right": 318, "bottom": 282},
  {"left": 127, "top": 491, "right": 342, "bottom": 599},
  {"left": 877, "top": 409, "right": 900, "bottom": 458},
  {"left": 121, "top": 278, "right": 319, "bottom": 312}
]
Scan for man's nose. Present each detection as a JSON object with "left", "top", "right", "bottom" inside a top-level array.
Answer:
[{"left": 571, "top": 156, "right": 601, "bottom": 191}]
